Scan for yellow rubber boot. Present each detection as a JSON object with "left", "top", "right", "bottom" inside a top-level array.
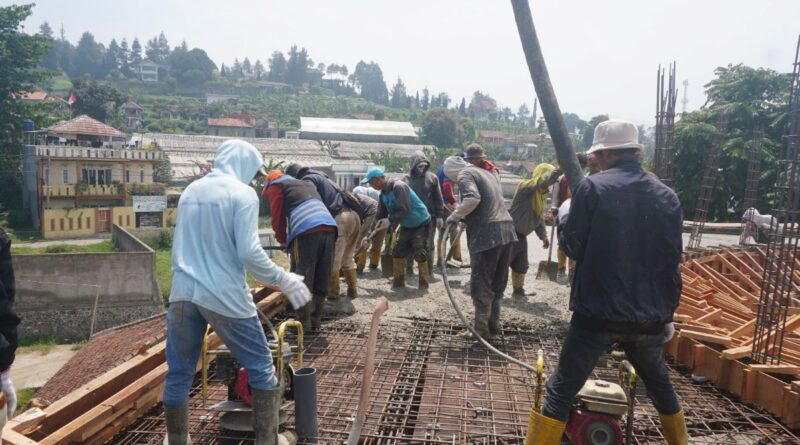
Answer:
[
  {"left": 369, "top": 250, "right": 381, "bottom": 269},
  {"left": 344, "top": 268, "right": 358, "bottom": 299},
  {"left": 660, "top": 411, "right": 688, "bottom": 445},
  {"left": 329, "top": 271, "right": 341, "bottom": 299},
  {"left": 435, "top": 239, "right": 443, "bottom": 265},
  {"left": 452, "top": 237, "right": 462, "bottom": 261},
  {"left": 355, "top": 251, "right": 366, "bottom": 273},
  {"left": 524, "top": 410, "right": 566, "bottom": 445},
  {"left": 418, "top": 261, "right": 429, "bottom": 290},
  {"left": 511, "top": 271, "right": 526, "bottom": 296}
]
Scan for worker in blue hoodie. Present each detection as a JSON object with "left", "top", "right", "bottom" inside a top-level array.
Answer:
[{"left": 165, "top": 140, "right": 311, "bottom": 445}]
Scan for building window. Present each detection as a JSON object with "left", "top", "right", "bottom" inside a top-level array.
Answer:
[
  {"left": 86, "top": 217, "right": 91, "bottom": 229},
  {"left": 60, "top": 219, "right": 64, "bottom": 231},
  {"left": 78, "top": 217, "right": 82, "bottom": 229},
  {"left": 125, "top": 170, "right": 130, "bottom": 183},
  {"left": 118, "top": 215, "right": 122, "bottom": 225},
  {"left": 62, "top": 169, "right": 69, "bottom": 184},
  {"left": 82, "top": 168, "right": 113, "bottom": 185},
  {"left": 140, "top": 169, "right": 145, "bottom": 183},
  {"left": 68, "top": 218, "right": 73, "bottom": 230},
  {"left": 50, "top": 219, "right": 55, "bottom": 232},
  {"left": 126, "top": 215, "right": 131, "bottom": 226}
]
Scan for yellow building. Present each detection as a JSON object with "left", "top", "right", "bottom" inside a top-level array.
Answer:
[{"left": 23, "top": 116, "right": 175, "bottom": 239}]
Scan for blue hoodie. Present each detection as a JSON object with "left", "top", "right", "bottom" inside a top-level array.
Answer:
[{"left": 170, "top": 139, "right": 285, "bottom": 318}]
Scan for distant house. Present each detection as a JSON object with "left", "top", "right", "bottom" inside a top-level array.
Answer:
[
  {"left": 256, "top": 121, "right": 280, "bottom": 139},
  {"left": 299, "top": 117, "right": 418, "bottom": 144},
  {"left": 47, "top": 115, "right": 128, "bottom": 147},
  {"left": 120, "top": 102, "right": 144, "bottom": 130},
  {"left": 206, "top": 93, "right": 239, "bottom": 105},
  {"left": 480, "top": 130, "right": 508, "bottom": 145},
  {"left": 17, "top": 90, "right": 50, "bottom": 104},
  {"left": 207, "top": 112, "right": 256, "bottom": 138},
  {"left": 347, "top": 113, "right": 375, "bottom": 121},
  {"left": 137, "top": 60, "right": 159, "bottom": 82}
]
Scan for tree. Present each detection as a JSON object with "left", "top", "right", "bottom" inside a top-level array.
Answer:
[
  {"left": 390, "top": 77, "right": 408, "bottom": 108},
  {"left": 422, "top": 108, "right": 464, "bottom": 148},
  {"left": 105, "top": 38, "right": 121, "bottom": 76},
  {"left": 0, "top": 4, "right": 52, "bottom": 211},
  {"left": 231, "top": 58, "right": 243, "bottom": 79},
  {"left": 268, "top": 51, "right": 287, "bottom": 82},
  {"left": 517, "top": 104, "right": 530, "bottom": 125},
  {"left": 39, "top": 21, "right": 53, "bottom": 39},
  {"left": 38, "top": 22, "right": 59, "bottom": 70},
  {"left": 562, "top": 112, "right": 587, "bottom": 134},
  {"left": 253, "top": 59, "right": 265, "bottom": 80},
  {"left": 438, "top": 93, "right": 450, "bottom": 109},
  {"left": 168, "top": 47, "right": 217, "bottom": 87},
  {"left": 581, "top": 114, "right": 609, "bottom": 149},
  {"left": 130, "top": 37, "right": 142, "bottom": 67},
  {"left": 71, "top": 79, "right": 128, "bottom": 121},
  {"left": 326, "top": 63, "right": 339, "bottom": 75},
  {"left": 242, "top": 57, "right": 252, "bottom": 76},
  {"left": 286, "top": 45, "right": 309, "bottom": 86},
  {"left": 74, "top": 32, "right": 105, "bottom": 78},
  {"left": 145, "top": 32, "right": 169, "bottom": 63},
  {"left": 153, "top": 151, "right": 172, "bottom": 183},
  {"left": 458, "top": 97, "right": 466, "bottom": 115},
  {"left": 352, "top": 60, "right": 388, "bottom": 105},
  {"left": 420, "top": 88, "right": 430, "bottom": 110},
  {"left": 119, "top": 38, "right": 131, "bottom": 76}
]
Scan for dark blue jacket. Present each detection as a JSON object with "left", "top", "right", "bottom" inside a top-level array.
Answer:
[
  {"left": 298, "top": 169, "right": 346, "bottom": 215},
  {"left": 559, "top": 158, "right": 682, "bottom": 332}
]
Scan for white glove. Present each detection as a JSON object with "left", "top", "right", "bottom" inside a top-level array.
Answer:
[
  {"left": 663, "top": 322, "right": 675, "bottom": 343},
  {"left": 2, "top": 371, "right": 16, "bottom": 418},
  {"left": 359, "top": 238, "right": 370, "bottom": 251},
  {"left": 446, "top": 214, "right": 460, "bottom": 226},
  {"left": 557, "top": 199, "right": 571, "bottom": 225},
  {"left": 436, "top": 217, "right": 444, "bottom": 230},
  {"left": 375, "top": 218, "right": 390, "bottom": 232},
  {"left": 278, "top": 272, "right": 312, "bottom": 310}
]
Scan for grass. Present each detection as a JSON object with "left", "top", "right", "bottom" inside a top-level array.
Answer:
[
  {"left": 11, "top": 240, "right": 115, "bottom": 255},
  {"left": 18, "top": 337, "right": 57, "bottom": 355},
  {"left": 16, "top": 388, "right": 37, "bottom": 414},
  {"left": 155, "top": 249, "right": 172, "bottom": 303}
]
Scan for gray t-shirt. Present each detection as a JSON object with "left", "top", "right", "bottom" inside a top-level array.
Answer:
[{"left": 457, "top": 166, "right": 517, "bottom": 253}]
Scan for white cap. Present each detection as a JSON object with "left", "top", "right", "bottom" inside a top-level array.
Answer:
[{"left": 587, "top": 120, "right": 644, "bottom": 154}]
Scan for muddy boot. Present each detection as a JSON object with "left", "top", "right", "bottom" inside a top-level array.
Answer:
[
  {"left": 511, "top": 271, "right": 534, "bottom": 297},
  {"left": 489, "top": 298, "right": 501, "bottom": 336},
  {"left": 296, "top": 302, "right": 312, "bottom": 334},
  {"left": 163, "top": 403, "right": 191, "bottom": 445},
  {"left": 435, "top": 239, "right": 443, "bottom": 267},
  {"left": 310, "top": 294, "right": 325, "bottom": 332},
  {"left": 369, "top": 250, "right": 381, "bottom": 269},
  {"left": 406, "top": 259, "right": 414, "bottom": 274},
  {"left": 328, "top": 271, "right": 341, "bottom": 299},
  {"left": 392, "top": 258, "right": 406, "bottom": 289},
  {"left": 556, "top": 268, "right": 568, "bottom": 285},
  {"left": 252, "top": 387, "right": 280, "bottom": 445},
  {"left": 344, "top": 268, "right": 358, "bottom": 298},
  {"left": 459, "top": 303, "right": 491, "bottom": 340},
  {"left": 418, "top": 261, "right": 430, "bottom": 291},
  {"left": 355, "top": 251, "right": 366, "bottom": 274},
  {"left": 452, "top": 237, "right": 463, "bottom": 262}
]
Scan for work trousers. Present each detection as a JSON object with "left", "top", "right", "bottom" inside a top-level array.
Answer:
[
  {"left": 393, "top": 222, "right": 430, "bottom": 263},
  {"left": 427, "top": 219, "right": 436, "bottom": 266},
  {"left": 357, "top": 214, "right": 376, "bottom": 245},
  {"left": 332, "top": 209, "right": 361, "bottom": 272},
  {"left": 557, "top": 247, "right": 574, "bottom": 271},
  {"left": 164, "top": 301, "right": 277, "bottom": 407},
  {"left": 290, "top": 230, "right": 335, "bottom": 296},
  {"left": 542, "top": 319, "right": 682, "bottom": 421},
  {"left": 470, "top": 242, "right": 513, "bottom": 307},
  {"left": 509, "top": 232, "right": 529, "bottom": 274}
]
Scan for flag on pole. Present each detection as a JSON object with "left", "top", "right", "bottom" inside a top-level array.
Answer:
[{"left": 67, "top": 91, "right": 77, "bottom": 105}]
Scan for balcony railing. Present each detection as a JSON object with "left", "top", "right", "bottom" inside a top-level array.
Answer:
[
  {"left": 42, "top": 184, "right": 123, "bottom": 198},
  {"left": 42, "top": 185, "right": 76, "bottom": 197},
  {"left": 35, "top": 146, "right": 162, "bottom": 161}
]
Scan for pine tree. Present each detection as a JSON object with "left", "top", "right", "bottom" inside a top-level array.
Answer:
[
  {"left": 39, "top": 21, "right": 53, "bottom": 39},
  {"left": 119, "top": 38, "right": 131, "bottom": 76},
  {"left": 130, "top": 37, "right": 142, "bottom": 66}
]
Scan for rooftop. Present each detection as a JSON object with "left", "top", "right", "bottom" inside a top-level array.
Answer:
[
  {"left": 48, "top": 115, "right": 127, "bottom": 138},
  {"left": 299, "top": 117, "right": 417, "bottom": 138},
  {"left": 207, "top": 117, "right": 253, "bottom": 128}
]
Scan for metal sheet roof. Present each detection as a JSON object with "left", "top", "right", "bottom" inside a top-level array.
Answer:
[{"left": 299, "top": 117, "right": 418, "bottom": 138}]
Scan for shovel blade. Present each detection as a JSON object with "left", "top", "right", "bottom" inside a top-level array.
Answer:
[{"left": 536, "top": 261, "right": 559, "bottom": 282}]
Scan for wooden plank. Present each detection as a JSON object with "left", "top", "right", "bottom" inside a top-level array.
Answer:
[
  {"left": 2, "top": 428, "right": 42, "bottom": 445},
  {"left": 792, "top": 381, "right": 800, "bottom": 392},
  {"left": 721, "top": 345, "right": 752, "bottom": 360},
  {"left": 693, "top": 344, "right": 706, "bottom": 376},
  {"left": 748, "top": 364, "right": 800, "bottom": 375},
  {"left": 7, "top": 408, "right": 46, "bottom": 435},
  {"left": 780, "top": 390, "right": 800, "bottom": 429},
  {"left": 728, "top": 319, "right": 756, "bottom": 339},
  {"left": 679, "top": 330, "right": 734, "bottom": 347},
  {"left": 742, "top": 369, "right": 757, "bottom": 403},
  {"left": 696, "top": 308, "right": 724, "bottom": 324}
]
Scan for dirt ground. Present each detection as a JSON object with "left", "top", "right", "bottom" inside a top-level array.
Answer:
[{"left": 13, "top": 345, "right": 78, "bottom": 389}]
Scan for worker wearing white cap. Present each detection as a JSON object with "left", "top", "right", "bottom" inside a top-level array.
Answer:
[{"left": 527, "top": 120, "right": 688, "bottom": 445}]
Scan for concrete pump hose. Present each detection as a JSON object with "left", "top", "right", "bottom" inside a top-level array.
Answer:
[{"left": 439, "top": 222, "right": 536, "bottom": 374}]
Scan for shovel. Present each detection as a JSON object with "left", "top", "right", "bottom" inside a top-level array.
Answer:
[
  {"left": 536, "top": 223, "right": 559, "bottom": 281},
  {"left": 381, "top": 229, "right": 396, "bottom": 278}
]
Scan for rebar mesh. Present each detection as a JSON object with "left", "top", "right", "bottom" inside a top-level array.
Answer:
[
  {"left": 654, "top": 62, "right": 678, "bottom": 188},
  {"left": 687, "top": 115, "right": 728, "bottom": 250},
  {"left": 108, "top": 317, "right": 799, "bottom": 445},
  {"left": 740, "top": 129, "right": 765, "bottom": 245}
]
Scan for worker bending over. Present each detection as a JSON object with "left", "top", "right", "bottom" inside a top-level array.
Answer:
[
  {"left": 508, "top": 163, "right": 560, "bottom": 296},
  {"left": 351, "top": 191, "right": 379, "bottom": 274},
  {"left": 364, "top": 167, "right": 431, "bottom": 290},
  {"left": 527, "top": 121, "right": 687, "bottom": 445},
  {"left": 285, "top": 163, "right": 361, "bottom": 300},
  {"left": 444, "top": 155, "right": 517, "bottom": 339},
  {"left": 353, "top": 185, "right": 386, "bottom": 270},
  {"left": 263, "top": 170, "right": 337, "bottom": 333},
  {"left": 166, "top": 140, "right": 311, "bottom": 445}
]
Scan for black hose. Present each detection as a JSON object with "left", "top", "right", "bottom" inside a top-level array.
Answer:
[{"left": 439, "top": 222, "right": 537, "bottom": 373}]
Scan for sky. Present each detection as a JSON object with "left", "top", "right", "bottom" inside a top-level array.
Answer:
[{"left": 14, "top": 0, "right": 800, "bottom": 126}]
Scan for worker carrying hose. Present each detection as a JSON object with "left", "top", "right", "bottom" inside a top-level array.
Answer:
[
  {"left": 507, "top": 163, "right": 561, "bottom": 296},
  {"left": 364, "top": 166, "right": 432, "bottom": 290},
  {"left": 165, "top": 140, "right": 311, "bottom": 445},
  {"left": 527, "top": 121, "right": 688, "bottom": 445},
  {"left": 444, "top": 154, "right": 517, "bottom": 340}
]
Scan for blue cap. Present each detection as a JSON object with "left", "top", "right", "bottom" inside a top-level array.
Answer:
[{"left": 361, "top": 166, "right": 385, "bottom": 184}]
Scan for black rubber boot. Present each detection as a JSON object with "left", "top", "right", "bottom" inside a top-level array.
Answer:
[
  {"left": 489, "top": 298, "right": 501, "bottom": 335},
  {"left": 310, "top": 293, "right": 325, "bottom": 332},
  {"left": 252, "top": 387, "right": 281, "bottom": 445},
  {"left": 296, "top": 302, "right": 312, "bottom": 334},
  {"left": 163, "top": 403, "right": 191, "bottom": 445}
]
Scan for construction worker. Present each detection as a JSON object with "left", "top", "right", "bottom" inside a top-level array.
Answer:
[
  {"left": 364, "top": 166, "right": 431, "bottom": 290},
  {"left": 527, "top": 120, "right": 687, "bottom": 445},
  {"left": 586, "top": 151, "right": 601, "bottom": 176},
  {"left": 166, "top": 140, "right": 311, "bottom": 445},
  {"left": 444, "top": 155, "right": 517, "bottom": 339},
  {"left": 353, "top": 185, "right": 386, "bottom": 270},
  {"left": 285, "top": 164, "right": 362, "bottom": 299},
  {"left": 404, "top": 151, "right": 444, "bottom": 276},
  {"left": 507, "top": 163, "right": 561, "bottom": 296},
  {"left": 262, "top": 170, "right": 337, "bottom": 333},
  {"left": 351, "top": 191, "right": 378, "bottom": 274},
  {"left": 0, "top": 228, "right": 20, "bottom": 425},
  {"left": 436, "top": 165, "right": 462, "bottom": 265},
  {"left": 464, "top": 143, "right": 501, "bottom": 180},
  {"left": 550, "top": 153, "right": 588, "bottom": 284}
]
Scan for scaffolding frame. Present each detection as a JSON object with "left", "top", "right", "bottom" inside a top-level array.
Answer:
[{"left": 687, "top": 115, "right": 728, "bottom": 250}]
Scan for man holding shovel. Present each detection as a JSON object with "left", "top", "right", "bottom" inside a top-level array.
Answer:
[{"left": 508, "top": 163, "right": 561, "bottom": 296}]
